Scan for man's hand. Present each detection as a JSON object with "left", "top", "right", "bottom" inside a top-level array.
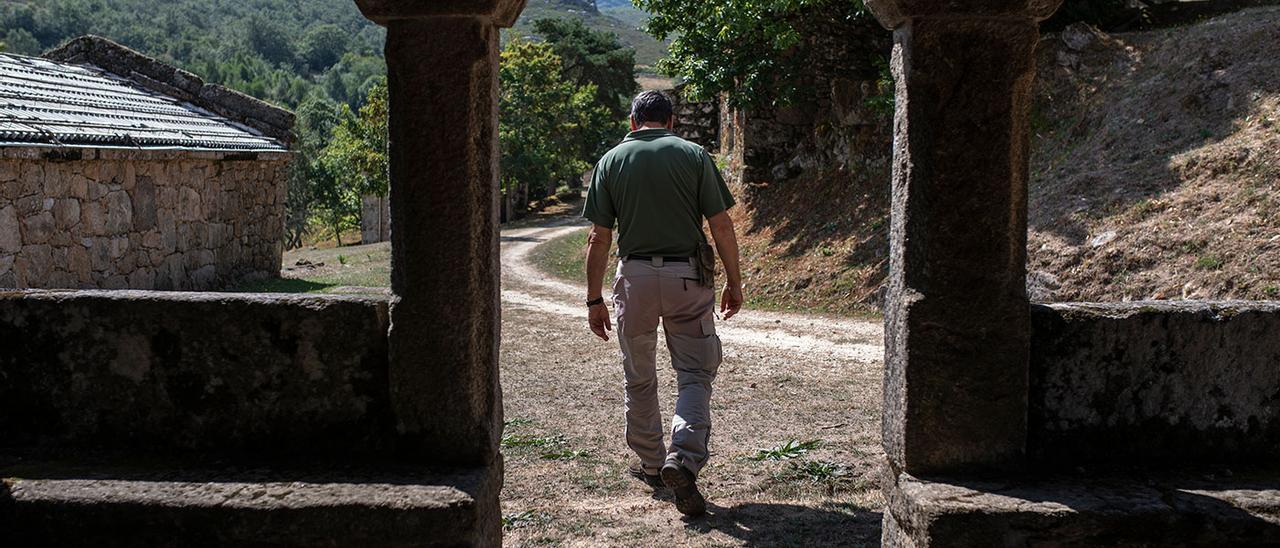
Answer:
[
  {"left": 721, "top": 284, "right": 743, "bottom": 320},
  {"left": 584, "top": 224, "right": 613, "bottom": 341},
  {"left": 708, "top": 210, "right": 744, "bottom": 321},
  {"left": 589, "top": 303, "right": 612, "bottom": 341}
]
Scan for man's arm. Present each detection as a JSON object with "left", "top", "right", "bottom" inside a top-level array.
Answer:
[
  {"left": 707, "top": 210, "right": 744, "bottom": 319},
  {"left": 585, "top": 224, "right": 613, "bottom": 340}
]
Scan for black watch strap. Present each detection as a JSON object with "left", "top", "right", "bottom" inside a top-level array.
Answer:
[{"left": 586, "top": 297, "right": 605, "bottom": 307}]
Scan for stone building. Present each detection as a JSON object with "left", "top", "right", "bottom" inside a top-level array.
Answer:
[{"left": 0, "top": 36, "right": 292, "bottom": 290}]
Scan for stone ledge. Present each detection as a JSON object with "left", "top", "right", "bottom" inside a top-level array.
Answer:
[
  {"left": 1030, "top": 301, "right": 1280, "bottom": 465},
  {"left": 884, "top": 471, "right": 1280, "bottom": 547},
  {"left": 0, "top": 459, "right": 501, "bottom": 547},
  {"left": 0, "top": 290, "right": 394, "bottom": 459}
]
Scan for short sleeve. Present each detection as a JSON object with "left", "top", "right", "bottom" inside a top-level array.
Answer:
[
  {"left": 582, "top": 162, "right": 616, "bottom": 229},
  {"left": 698, "top": 152, "right": 735, "bottom": 219}
]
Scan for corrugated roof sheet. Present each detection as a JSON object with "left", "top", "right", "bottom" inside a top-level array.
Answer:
[{"left": 0, "top": 53, "right": 287, "bottom": 152}]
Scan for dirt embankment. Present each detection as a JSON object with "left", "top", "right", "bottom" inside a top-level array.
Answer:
[{"left": 732, "top": 7, "right": 1280, "bottom": 313}]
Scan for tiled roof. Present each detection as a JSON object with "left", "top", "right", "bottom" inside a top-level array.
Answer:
[{"left": 0, "top": 52, "right": 287, "bottom": 152}]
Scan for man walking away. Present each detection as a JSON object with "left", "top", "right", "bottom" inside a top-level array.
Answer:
[{"left": 582, "top": 90, "right": 744, "bottom": 517}]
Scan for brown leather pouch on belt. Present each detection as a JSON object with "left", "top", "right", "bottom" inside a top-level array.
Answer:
[{"left": 696, "top": 242, "right": 716, "bottom": 289}]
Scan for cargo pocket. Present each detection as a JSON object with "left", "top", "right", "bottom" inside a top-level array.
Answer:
[{"left": 701, "top": 319, "right": 723, "bottom": 375}]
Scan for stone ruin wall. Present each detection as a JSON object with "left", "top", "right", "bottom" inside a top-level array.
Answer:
[
  {"left": 667, "top": 87, "right": 720, "bottom": 151},
  {"left": 0, "top": 147, "right": 288, "bottom": 290},
  {"left": 719, "top": 13, "right": 892, "bottom": 184}
]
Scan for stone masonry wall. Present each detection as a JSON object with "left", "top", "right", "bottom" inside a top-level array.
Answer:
[
  {"left": 719, "top": 12, "right": 892, "bottom": 184},
  {"left": 1029, "top": 301, "right": 1280, "bottom": 465},
  {"left": 0, "top": 147, "right": 288, "bottom": 290},
  {"left": 0, "top": 290, "right": 392, "bottom": 460},
  {"left": 667, "top": 86, "right": 720, "bottom": 151}
]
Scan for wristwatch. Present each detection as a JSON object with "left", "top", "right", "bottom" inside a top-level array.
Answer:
[{"left": 586, "top": 297, "right": 605, "bottom": 307}]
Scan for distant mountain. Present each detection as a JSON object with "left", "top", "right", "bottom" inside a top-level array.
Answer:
[{"left": 513, "top": 0, "right": 666, "bottom": 68}]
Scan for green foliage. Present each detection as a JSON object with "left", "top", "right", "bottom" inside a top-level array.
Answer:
[
  {"left": 499, "top": 38, "right": 614, "bottom": 215},
  {"left": 299, "top": 23, "right": 349, "bottom": 71},
  {"left": 1195, "top": 254, "right": 1225, "bottom": 270},
  {"left": 634, "top": 0, "right": 875, "bottom": 107},
  {"left": 0, "top": 0, "right": 385, "bottom": 109},
  {"left": 305, "top": 81, "right": 389, "bottom": 246},
  {"left": 531, "top": 17, "right": 638, "bottom": 120},
  {"left": 501, "top": 433, "right": 567, "bottom": 448},
  {"left": 322, "top": 80, "right": 389, "bottom": 198},
  {"left": 749, "top": 439, "right": 824, "bottom": 461}
]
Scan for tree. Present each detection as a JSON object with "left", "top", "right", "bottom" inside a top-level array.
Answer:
[
  {"left": 312, "top": 81, "right": 388, "bottom": 246},
  {"left": 633, "top": 0, "right": 875, "bottom": 107},
  {"left": 300, "top": 24, "right": 349, "bottom": 72},
  {"left": 3, "top": 29, "right": 41, "bottom": 55},
  {"left": 285, "top": 96, "right": 343, "bottom": 248},
  {"left": 245, "top": 15, "right": 295, "bottom": 66},
  {"left": 499, "top": 38, "right": 610, "bottom": 220},
  {"left": 531, "top": 18, "right": 638, "bottom": 120}
]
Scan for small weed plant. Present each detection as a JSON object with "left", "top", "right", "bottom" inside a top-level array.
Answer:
[
  {"left": 1195, "top": 254, "right": 1225, "bottom": 270},
  {"left": 501, "top": 434, "right": 565, "bottom": 448},
  {"left": 749, "top": 439, "right": 823, "bottom": 461},
  {"left": 502, "top": 510, "right": 545, "bottom": 530},
  {"left": 541, "top": 448, "right": 592, "bottom": 461}
]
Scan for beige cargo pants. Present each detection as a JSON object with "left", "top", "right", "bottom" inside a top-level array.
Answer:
[{"left": 613, "top": 257, "right": 723, "bottom": 477}]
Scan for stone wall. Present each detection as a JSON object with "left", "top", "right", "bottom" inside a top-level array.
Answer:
[
  {"left": 1030, "top": 301, "right": 1280, "bottom": 465},
  {"left": 0, "top": 290, "right": 392, "bottom": 460},
  {"left": 0, "top": 147, "right": 288, "bottom": 291},
  {"left": 719, "top": 12, "right": 892, "bottom": 183},
  {"left": 667, "top": 86, "right": 719, "bottom": 151},
  {"left": 362, "top": 193, "right": 391, "bottom": 244}
]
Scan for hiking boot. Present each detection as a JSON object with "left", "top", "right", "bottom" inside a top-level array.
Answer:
[
  {"left": 628, "top": 462, "right": 663, "bottom": 488},
  {"left": 660, "top": 461, "right": 706, "bottom": 517}
]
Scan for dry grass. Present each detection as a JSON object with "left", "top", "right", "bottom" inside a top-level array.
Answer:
[{"left": 1027, "top": 8, "right": 1280, "bottom": 301}]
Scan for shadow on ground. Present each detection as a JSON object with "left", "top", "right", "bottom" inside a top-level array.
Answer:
[{"left": 686, "top": 502, "right": 882, "bottom": 547}]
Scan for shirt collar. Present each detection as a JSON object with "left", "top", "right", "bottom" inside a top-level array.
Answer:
[{"left": 622, "top": 128, "right": 675, "bottom": 142}]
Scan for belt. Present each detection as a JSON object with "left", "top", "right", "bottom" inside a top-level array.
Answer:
[{"left": 626, "top": 255, "right": 690, "bottom": 263}]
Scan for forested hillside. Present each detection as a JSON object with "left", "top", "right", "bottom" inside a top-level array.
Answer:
[{"left": 0, "top": 0, "right": 385, "bottom": 110}]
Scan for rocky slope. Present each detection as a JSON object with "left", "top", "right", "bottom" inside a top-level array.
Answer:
[
  {"left": 1027, "top": 7, "right": 1280, "bottom": 302},
  {"left": 732, "top": 7, "right": 1280, "bottom": 314}
]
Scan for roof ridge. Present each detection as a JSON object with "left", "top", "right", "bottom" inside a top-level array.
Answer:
[{"left": 44, "top": 35, "right": 294, "bottom": 146}]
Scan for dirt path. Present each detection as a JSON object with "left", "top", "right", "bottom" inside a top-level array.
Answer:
[{"left": 498, "top": 220, "right": 887, "bottom": 547}]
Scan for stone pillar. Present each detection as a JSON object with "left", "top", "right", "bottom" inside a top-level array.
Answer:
[
  {"left": 354, "top": 0, "right": 526, "bottom": 466},
  {"left": 865, "top": 0, "right": 1061, "bottom": 475}
]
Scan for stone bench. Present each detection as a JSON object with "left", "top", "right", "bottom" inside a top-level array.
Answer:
[
  {"left": 0, "top": 457, "right": 499, "bottom": 547},
  {"left": 0, "top": 290, "right": 499, "bottom": 546},
  {"left": 884, "top": 301, "right": 1280, "bottom": 545},
  {"left": 0, "top": 290, "right": 393, "bottom": 459},
  {"left": 885, "top": 470, "right": 1280, "bottom": 546}
]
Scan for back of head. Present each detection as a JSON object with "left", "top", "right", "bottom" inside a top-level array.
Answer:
[{"left": 630, "top": 90, "right": 673, "bottom": 126}]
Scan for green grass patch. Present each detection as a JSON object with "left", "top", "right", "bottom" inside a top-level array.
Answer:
[
  {"left": 232, "top": 243, "right": 391, "bottom": 294},
  {"left": 501, "top": 434, "right": 566, "bottom": 449},
  {"left": 527, "top": 230, "right": 618, "bottom": 287},
  {"left": 1195, "top": 254, "right": 1225, "bottom": 270},
  {"left": 540, "top": 448, "right": 593, "bottom": 461},
  {"left": 748, "top": 439, "right": 824, "bottom": 461},
  {"left": 502, "top": 510, "right": 547, "bottom": 530}
]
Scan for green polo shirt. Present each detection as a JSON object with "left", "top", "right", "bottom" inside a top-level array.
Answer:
[{"left": 583, "top": 128, "right": 735, "bottom": 257}]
